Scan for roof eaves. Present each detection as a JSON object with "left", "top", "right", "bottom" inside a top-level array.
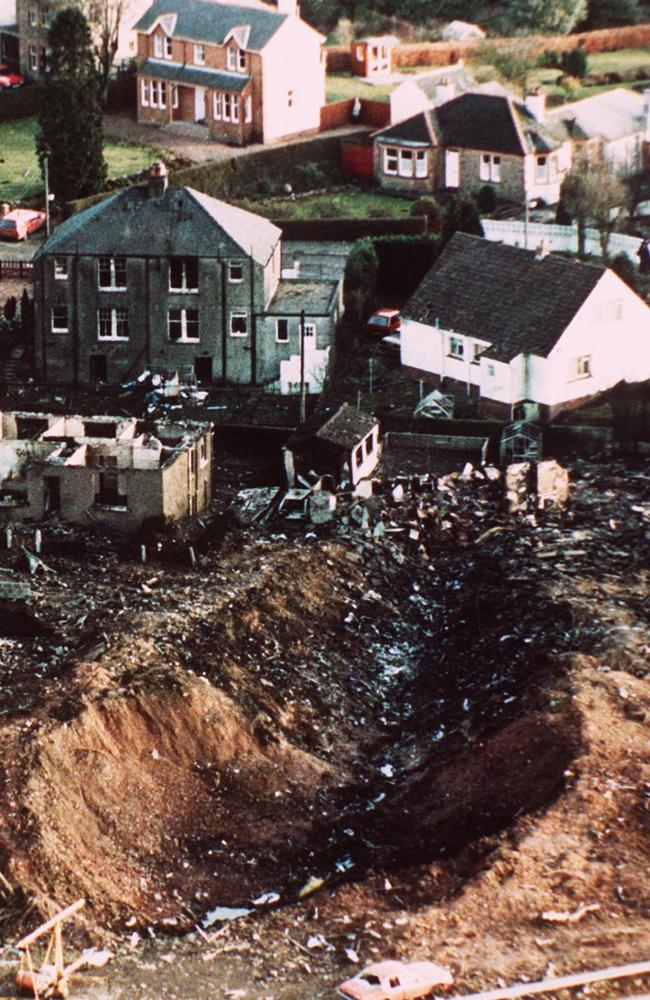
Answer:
[{"left": 508, "top": 97, "right": 528, "bottom": 155}]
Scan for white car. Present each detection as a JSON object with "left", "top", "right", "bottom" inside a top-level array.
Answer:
[{"left": 338, "top": 960, "right": 454, "bottom": 1000}]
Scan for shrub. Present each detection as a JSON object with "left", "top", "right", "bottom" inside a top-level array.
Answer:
[
  {"left": 293, "top": 162, "right": 328, "bottom": 191},
  {"left": 611, "top": 252, "right": 640, "bottom": 292},
  {"left": 476, "top": 185, "right": 498, "bottom": 215},
  {"left": 410, "top": 196, "right": 442, "bottom": 233},
  {"left": 561, "top": 47, "right": 588, "bottom": 79},
  {"left": 371, "top": 234, "right": 440, "bottom": 297},
  {"left": 441, "top": 193, "right": 484, "bottom": 247},
  {"left": 344, "top": 237, "right": 379, "bottom": 319}
]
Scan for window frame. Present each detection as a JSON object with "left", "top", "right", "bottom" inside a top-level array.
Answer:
[
  {"left": 571, "top": 354, "right": 592, "bottom": 380},
  {"left": 169, "top": 257, "right": 199, "bottom": 292},
  {"left": 98, "top": 256, "right": 127, "bottom": 291},
  {"left": 29, "top": 45, "right": 38, "bottom": 72},
  {"left": 230, "top": 310, "right": 248, "bottom": 338},
  {"left": 54, "top": 256, "right": 68, "bottom": 280},
  {"left": 304, "top": 322, "right": 316, "bottom": 338},
  {"left": 153, "top": 32, "right": 163, "bottom": 57},
  {"left": 51, "top": 304, "right": 68, "bottom": 334},
  {"left": 141, "top": 78, "right": 151, "bottom": 106},
  {"left": 228, "top": 260, "right": 243, "bottom": 283},
  {"left": 237, "top": 48, "right": 246, "bottom": 71},
  {"left": 536, "top": 155, "right": 548, "bottom": 184},
  {"left": 276, "top": 318, "right": 289, "bottom": 343},
  {"left": 480, "top": 153, "right": 501, "bottom": 183},
  {"left": 168, "top": 307, "right": 200, "bottom": 343},
  {"left": 398, "top": 148, "right": 414, "bottom": 178},
  {"left": 245, "top": 94, "right": 252, "bottom": 123},
  {"left": 97, "top": 306, "right": 130, "bottom": 342},
  {"left": 226, "top": 46, "right": 236, "bottom": 71},
  {"left": 383, "top": 146, "right": 398, "bottom": 175},
  {"left": 194, "top": 42, "right": 205, "bottom": 65},
  {"left": 415, "top": 150, "right": 428, "bottom": 178},
  {"left": 448, "top": 334, "right": 464, "bottom": 359}
]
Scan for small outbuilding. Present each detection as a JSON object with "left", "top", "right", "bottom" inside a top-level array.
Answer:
[
  {"left": 284, "top": 403, "right": 380, "bottom": 487},
  {"left": 351, "top": 35, "right": 398, "bottom": 78}
]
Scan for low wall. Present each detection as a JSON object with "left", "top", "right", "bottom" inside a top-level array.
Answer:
[
  {"left": 272, "top": 216, "right": 426, "bottom": 240},
  {"left": 482, "top": 218, "right": 643, "bottom": 261},
  {"left": 320, "top": 98, "right": 390, "bottom": 131}
]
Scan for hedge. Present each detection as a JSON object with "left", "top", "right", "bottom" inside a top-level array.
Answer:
[
  {"left": 68, "top": 132, "right": 347, "bottom": 214},
  {"left": 0, "top": 84, "right": 46, "bottom": 122},
  {"left": 372, "top": 234, "right": 439, "bottom": 296},
  {"left": 272, "top": 216, "right": 426, "bottom": 241}
]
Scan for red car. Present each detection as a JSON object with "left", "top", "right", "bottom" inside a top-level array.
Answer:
[
  {"left": 367, "top": 309, "right": 401, "bottom": 337},
  {"left": 0, "top": 209, "right": 46, "bottom": 241},
  {"left": 0, "top": 64, "right": 24, "bottom": 87}
]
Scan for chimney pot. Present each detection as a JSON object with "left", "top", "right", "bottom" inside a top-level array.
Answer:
[{"left": 148, "top": 161, "right": 168, "bottom": 198}]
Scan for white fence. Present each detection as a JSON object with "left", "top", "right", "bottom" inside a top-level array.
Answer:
[{"left": 481, "top": 218, "right": 642, "bottom": 262}]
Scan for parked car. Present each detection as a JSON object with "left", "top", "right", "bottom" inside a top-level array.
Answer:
[
  {"left": 0, "top": 64, "right": 24, "bottom": 87},
  {"left": 0, "top": 209, "right": 46, "bottom": 241},
  {"left": 367, "top": 308, "right": 401, "bottom": 338},
  {"left": 338, "top": 960, "right": 454, "bottom": 1000}
]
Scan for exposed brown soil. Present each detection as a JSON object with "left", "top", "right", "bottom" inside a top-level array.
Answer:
[{"left": 0, "top": 459, "right": 648, "bottom": 997}]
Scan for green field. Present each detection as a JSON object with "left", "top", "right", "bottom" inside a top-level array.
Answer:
[
  {"left": 326, "top": 73, "right": 395, "bottom": 104},
  {"left": 238, "top": 188, "right": 412, "bottom": 220},
  {"left": 0, "top": 117, "right": 160, "bottom": 204}
]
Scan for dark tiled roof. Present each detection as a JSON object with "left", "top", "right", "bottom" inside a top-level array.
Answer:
[
  {"left": 374, "top": 112, "right": 434, "bottom": 145},
  {"left": 135, "top": 0, "right": 287, "bottom": 51},
  {"left": 316, "top": 403, "right": 377, "bottom": 448},
  {"left": 403, "top": 233, "right": 606, "bottom": 363},
  {"left": 375, "top": 93, "right": 564, "bottom": 155},
  {"left": 141, "top": 58, "right": 251, "bottom": 91},
  {"left": 37, "top": 185, "right": 281, "bottom": 266}
]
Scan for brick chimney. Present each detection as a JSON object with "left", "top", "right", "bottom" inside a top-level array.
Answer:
[{"left": 148, "top": 161, "right": 168, "bottom": 199}]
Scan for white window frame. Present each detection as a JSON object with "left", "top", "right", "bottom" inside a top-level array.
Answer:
[
  {"left": 245, "top": 94, "right": 252, "bottom": 123},
  {"left": 228, "top": 260, "right": 243, "bottom": 283},
  {"left": 571, "top": 354, "right": 592, "bottom": 379},
  {"left": 356, "top": 45, "right": 364, "bottom": 61},
  {"left": 486, "top": 363, "right": 496, "bottom": 378},
  {"left": 213, "top": 91, "right": 223, "bottom": 120},
  {"left": 230, "top": 310, "right": 248, "bottom": 337},
  {"left": 168, "top": 307, "right": 199, "bottom": 343},
  {"left": 169, "top": 257, "right": 198, "bottom": 292},
  {"left": 153, "top": 33, "right": 163, "bottom": 57},
  {"left": 98, "top": 256, "right": 127, "bottom": 290},
  {"left": 54, "top": 257, "right": 68, "bottom": 280},
  {"left": 398, "top": 148, "right": 414, "bottom": 178},
  {"left": 448, "top": 334, "right": 464, "bottom": 359},
  {"left": 415, "top": 150, "right": 428, "bottom": 178},
  {"left": 471, "top": 342, "right": 482, "bottom": 364},
  {"left": 237, "top": 48, "right": 246, "bottom": 71},
  {"left": 51, "top": 305, "right": 68, "bottom": 333},
  {"left": 304, "top": 322, "right": 316, "bottom": 338},
  {"left": 276, "top": 318, "right": 289, "bottom": 343},
  {"left": 97, "top": 307, "right": 129, "bottom": 341},
  {"left": 194, "top": 43, "right": 205, "bottom": 65},
  {"left": 227, "top": 46, "right": 236, "bottom": 71},
  {"left": 164, "top": 34, "right": 173, "bottom": 58},
  {"left": 536, "top": 155, "right": 548, "bottom": 183},
  {"left": 28, "top": 7, "right": 36, "bottom": 25},
  {"left": 29, "top": 45, "right": 37, "bottom": 72},
  {"left": 480, "top": 154, "right": 501, "bottom": 183},
  {"left": 171, "top": 83, "right": 178, "bottom": 109},
  {"left": 384, "top": 146, "right": 398, "bottom": 175},
  {"left": 141, "top": 78, "right": 151, "bottom": 106}
]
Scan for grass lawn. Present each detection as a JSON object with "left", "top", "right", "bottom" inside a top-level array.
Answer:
[
  {"left": 237, "top": 188, "right": 413, "bottom": 220},
  {"left": 326, "top": 73, "right": 395, "bottom": 104},
  {"left": 0, "top": 117, "right": 160, "bottom": 204},
  {"left": 588, "top": 45, "right": 650, "bottom": 74}
]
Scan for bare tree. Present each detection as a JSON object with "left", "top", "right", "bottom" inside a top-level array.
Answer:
[
  {"left": 80, "top": 0, "right": 131, "bottom": 97},
  {"left": 559, "top": 158, "right": 626, "bottom": 259}
]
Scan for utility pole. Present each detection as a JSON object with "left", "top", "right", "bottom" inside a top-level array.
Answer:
[
  {"left": 299, "top": 309, "right": 306, "bottom": 424},
  {"left": 524, "top": 193, "right": 529, "bottom": 250},
  {"left": 368, "top": 356, "right": 374, "bottom": 396},
  {"left": 44, "top": 157, "right": 50, "bottom": 237}
]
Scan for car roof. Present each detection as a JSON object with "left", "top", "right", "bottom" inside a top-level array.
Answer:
[
  {"left": 2, "top": 209, "right": 42, "bottom": 221},
  {"left": 372, "top": 308, "right": 400, "bottom": 317}
]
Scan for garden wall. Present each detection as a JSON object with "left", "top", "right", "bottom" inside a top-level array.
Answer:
[
  {"left": 272, "top": 217, "right": 426, "bottom": 240},
  {"left": 325, "top": 22, "right": 650, "bottom": 72},
  {"left": 320, "top": 99, "right": 390, "bottom": 130}
]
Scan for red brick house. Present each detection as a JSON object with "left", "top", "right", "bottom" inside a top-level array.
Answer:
[{"left": 135, "top": 0, "right": 325, "bottom": 146}]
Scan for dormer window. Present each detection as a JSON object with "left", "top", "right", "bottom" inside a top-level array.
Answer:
[
  {"left": 227, "top": 46, "right": 236, "bottom": 71},
  {"left": 194, "top": 43, "right": 205, "bottom": 65},
  {"left": 237, "top": 49, "right": 246, "bottom": 71},
  {"left": 153, "top": 32, "right": 172, "bottom": 59}
]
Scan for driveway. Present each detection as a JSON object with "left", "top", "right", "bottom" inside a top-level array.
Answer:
[{"left": 104, "top": 112, "right": 369, "bottom": 165}]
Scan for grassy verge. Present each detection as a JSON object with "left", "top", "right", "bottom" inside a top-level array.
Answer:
[
  {"left": 326, "top": 73, "right": 395, "bottom": 103},
  {"left": 236, "top": 188, "right": 413, "bottom": 220},
  {"left": 0, "top": 118, "right": 160, "bottom": 204}
]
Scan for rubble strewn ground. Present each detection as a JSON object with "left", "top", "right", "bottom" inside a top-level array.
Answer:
[{"left": 0, "top": 456, "right": 650, "bottom": 998}]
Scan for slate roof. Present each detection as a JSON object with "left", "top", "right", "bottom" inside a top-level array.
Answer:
[
  {"left": 316, "top": 403, "right": 377, "bottom": 449},
  {"left": 374, "top": 92, "right": 566, "bottom": 155},
  {"left": 548, "top": 87, "right": 647, "bottom": 143},
  {"left": 141, "top": 58, "right": 250, "bottom": 91},
  {"left": 406, "top": 62, "right": 478, "bottom": 102},
  {"left": 403, "top": 233, "right": 607, "bottom": 363},
  {"left": 268, "top": 279, "right": 340, "bottom": 315},
  {"left": 135, "top": 0, "right": 288, "bottom": 51},
  {"left": 36, "top": 185, "right": 281, "bottom": 266}
]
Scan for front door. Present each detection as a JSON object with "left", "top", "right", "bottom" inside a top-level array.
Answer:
[
  {"left": 194, "top": 86, "right": 206, "bottom": 123},
  {"left": 44, "top": 476, "right": 60, "bottom": 513},
  {"left": 445, "top": 149, "right": 460, "bottom": 188}
]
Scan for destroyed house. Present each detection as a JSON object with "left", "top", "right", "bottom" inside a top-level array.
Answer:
[
  {"left": 0, "top": 412, "right": 212, "bottom": 530},
  {"left": 33, "top": 163, "right": 341, "bottom": 393},
  {"left": 400, "top": 233, "right": 650, "bottom": 420},
  {"left": 285, "top": 403, "right": 380, "bottom": 487}
]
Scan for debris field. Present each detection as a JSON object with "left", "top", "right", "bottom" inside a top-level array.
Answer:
[{"left": 0, "top": 456, "right": 649, "bottom": 997}]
